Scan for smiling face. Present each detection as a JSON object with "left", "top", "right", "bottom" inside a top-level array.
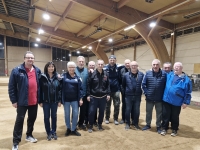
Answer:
[
  {"left": 124, "top": 59, "right": 131, "bottom": 69},
  {"left": 96, "top": 60, "right": 104, "bottom": 71},
  {"left": 24, "top": 53, "right": 35, "bottom": 67},
  {"left": 174, "top": 62, "right": 183, "bottom": 75},
  {"left": 163, "top": 63, "right": 172, "bottom": 73},
  {"left": 88, "top": 61, "right": 95, "bottom": 70},
  {"left": 48, "top": 64, "right": 55, "bottom": 74},
  {"left": 77, "top": 57, "right": 85, "bottom": 69},
  {"left": 130, "top": 61, "right": 138, "bottom": 73},
  {"left": 109, "top": 58, "right": 116, "bottom": 66}
]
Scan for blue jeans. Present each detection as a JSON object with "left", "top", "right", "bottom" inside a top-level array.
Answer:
[
  {"left": 43, "top": 102, "right": 58, "bottom": 135},
  {"left": 64, "top": 101, "right": 79, "bottom": 131},
  {"left": 125, "top": 95, "right": 141, "bottom": 126}
]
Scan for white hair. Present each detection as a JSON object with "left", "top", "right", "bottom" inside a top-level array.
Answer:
[
  {"left": 67, "top": 61, "right": 76, "bottom": 67},
  {"left": 152, "top": 59, "right": 161, "bottom": 65},
  {"left": 174, "top": 62, "right": 183, "bottom": 67},
  {"left": 77, "top": 56, "right": 85, "bottom": 62}
]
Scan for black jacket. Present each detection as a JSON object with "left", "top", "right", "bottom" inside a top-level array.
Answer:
[
  {"left": 119, "top": 67, "right": 129, "bottom": 93},
  {"left": 87, "top": 69, "right": 110, "bottom": 97},
  {"left": 39, "top": 73, "right": 62, "bottom": 103}
]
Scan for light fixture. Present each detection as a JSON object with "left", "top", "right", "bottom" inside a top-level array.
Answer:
[
  {"left": 149, "top": 22, "right": 156, "bottom": 28},
  {"left": 69, "top": 54, "right": 71, "bottom": 56},
  {"left": 124, "top": 25, "right": 136, "bottom": 31},
  {"left": 36, "top": 38, "right": 41, "bottom": 42},
  {"left": 88, "top": 46, "right": 92, "bottom": 50},
  {"left": 171, "top": 32, "right": 174, "bottom": 36},
  {"left": 82, "top": 46, "right": 86, "bottom": 49},
  {"left": 108, "top": 38, "right": 113, "bottom": 42},
  {"left": 69, "top": 45, "right": 72, "bottom": 47},
  {"left": 34, "top": 43, "right": 38, "bottom": 47},
  {"left": 98, "top": 39, "right": 102, "bottom": 42},
  {"left": 77, "top": 51, "right": 80, "bottom": 54},
  {"left": 43, "top": 13, "right": 50, "bottom": 20},
  {"left": 0, "top": 43, "right": 2, "bottom": 45},
  {"left": 38, "top": 29, "right": 44, "bottom": 34},
  {"left": 49, "top": 0, "right": 52, "bottom": 1},
  {"left": 61, "top": 60, "right": 62, "bottom": 61}
]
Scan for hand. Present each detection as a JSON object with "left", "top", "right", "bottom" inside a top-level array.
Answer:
[
  {"left": 79, "top": 100, "right": 83, "bottom": 106},
  {"left": 182, "top": 104, "right": 187, "bottom": 109},
  {"left": 87, "top": 96, "right": 90, "bottom": 102},
  {"left": 12, "top": 103, "right": 17, "bottom": 108},
  {"left": 39, "top": 103, "right": 43, "bottom": 107},
  {"left": 107, "top": 96, "right": 110, "bottom": 101},
  {"left": 89, "top": 69, "right": 94, "bottom": 73}
]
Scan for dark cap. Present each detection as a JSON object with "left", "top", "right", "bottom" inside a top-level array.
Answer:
[{"left": 109, "top": 55, "right": 116, "bottom": 59}]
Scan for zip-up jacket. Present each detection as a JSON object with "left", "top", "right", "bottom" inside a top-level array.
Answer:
[
  {"left": 87, "top": 69, "right": 110, "bottom": 97},
  {"left": 39, "top": 73, "right": 61, "bottom": 103},
  {"left": 119, "top": 67, "right": 129, "bottom": 94},
  {"left": 122, "top": 71, "right": 144, "bottom": 96},
  {"left": 142, "top": 69, "right": 166, "bottom": 102},
  {"left": 163, "top": 72, "right": 192, "bottom": 106},
  {"left": 8, "top": 63, "right": 41, "bottom": 106}
]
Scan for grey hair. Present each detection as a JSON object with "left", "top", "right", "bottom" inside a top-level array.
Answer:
[
  {"left": 24, "top": 51, "right": 34, "bottom": 58},
  {"left": 77, "top": 56, "right": 85, "bottom": 62},
  {"left": 163, "top": 62, "right": 172, "bottom": 67},
  {"left": 88, "top": 61, "right": 95, "bottom": 65},
  {"left": 67, "top": 61, "right": 76, "bottom": 67},
  {"left": 174, "top": 62, "right": 183, "bottom": 67},
  {"left": 152, "top": 59, "right": 161, "bottom": 65}
]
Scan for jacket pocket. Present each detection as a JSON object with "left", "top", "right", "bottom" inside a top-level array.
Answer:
[{"left": 175, "top": 92, "right": 184, "bottom": 99}]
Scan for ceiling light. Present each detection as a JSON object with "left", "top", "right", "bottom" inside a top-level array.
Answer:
[
  {"left": 69, "top": 54, "right": 71, "bottom": 57},
  {"left": 36, "top": 38, "right": 41, "bottom": 42},
  {"left": 124, "top": 25, "right": 136, "bottom": 31},
  {"left": 34, "top": 43, "right": 38, "bottom": 47},
  {"left": 63, "top": 57, "right": 65, "bottom": 58},
  {"left": 43, "top": 13, "right": 50, "bottom": 20},
  {"left": 69, "top": 45, "right": 72, "bottom": 47},
  {"left": 49, "top": 0, "right": 52, "bottom": 1},
  {"left": 38, "top": 29, "right": 44, "bottom": 34},
  {"left": 82, "top": 46, "right": 86, "bottom": 49},
  {"left": 88, "top": 46, "right": 92, "bottom": 50},
  {"left": 98, "top": 39, "right": 102, "bottom": 42},
  {"left": 108, "top": 38, "right": 113, "bottom": 42},
  {"left": 171, "top": 32, "right": 174, "bottom": 35},
  {"left": 149, "top": 22, "right": 156, "bottom": 28},
  {"left": 77, "top": 51, "right": 80, "bottom": 54}
]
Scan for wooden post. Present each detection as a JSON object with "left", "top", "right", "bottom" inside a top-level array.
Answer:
[
  {"left": 4, "top": 35, "right": 8, "bottom": 76},
  {"left": 133, "top": 42, "right": 136, "bottom": 61}
]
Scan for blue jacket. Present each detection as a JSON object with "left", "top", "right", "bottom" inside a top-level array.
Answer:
[
  {"left": 105, "top": 64, "right": 121, "bottom": 92},
  {"left": 142, "top": 69, "right": 166, "bottom": 102},
  {"left": 61, "top": 72, "right": 83, "bottom": 103},
  {"left": 8, "top": 63, "right": 41, "bottom": 106},
  {"left": 163, "top": 72, "right": 192, "bottom": 106},
  {"left": 122, "top": 71, "right": 144, "bottom": 96},
  {"left": 75, "top": 67, "right": 88, "bottom": 97}
]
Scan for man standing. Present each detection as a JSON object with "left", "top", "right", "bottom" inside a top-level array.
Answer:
[
  {"left": 87, "top": 60, "right": 110, "bottom": 133},
  {"left": 161, "top": 62, "right": 192, "bottom": 137},
  {"left": 8, "top": 51, "right": 41, "bottom": 150},
  {"left": 105, "top": 55, "right": 121, "bottom": 125},
  {"left": 122, "top": 61, "right": 144, "bottom": 130},
  {"left": 163, "top": 62, "right": 172, "bottom": 73},
  {"left": 142, "top": 59, "right": 166, "bottom": 134},
  {"left": 119, "top": 59, "right": 130, "bottom": 124},
  {"left": 76, "top": 56, "right": 88, "bottom": 130}
]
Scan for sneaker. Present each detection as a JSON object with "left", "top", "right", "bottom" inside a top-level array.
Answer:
[
  {"left": 105, "top": 119, "right": 109, "bottom": 124},
  {"left": 52, "top": 133, "right": 57, "bottom": 140},
  {"left": 161, "top": 129, "right": 167, "bottom": 136},
  {"left": 65, "top": 128, "right": 71, "bottom": 136},
  {"left": 94, "top": 122, "right": 98, "bottom": 127},
  {"left": 88, "top": 125, "right": 93, "bottom": 133},
  {"left": 47, "top": 134, "right": 52, "bottom": 141},
  {"left": 134, "top": 125, "right": 141, "bottom": 130},
  {"left": 78, "top": 124, "right": 87, "bottom": 130},
  {"left": 98, "top": 124, "right": 104, "bottom": 131},
  {"left": 171, "top": 130, "right": 177, "bottom": 137},
  {"left": 157, "top": 127, "right": 162, "bottom": 134},
  {"left": 114, "top": 120, "right": 119, "bottom": 125},
  {"left": 142, "top": 125, "right": 151, "bottom": 131},
  {"left": 12, "top": 144, "right": 18, "bottom": 150},
  {"left": 119, "top": 120, "right": 124, "bottom": 124},
  {"left": 25, "top": 136, "right": 37, "bottom": 143},
  {"left": 71, "top": 129, "right": 81, "bottom": 136},
  {"left": 125, "top": 124, "right": 130, "bottom": 131}
]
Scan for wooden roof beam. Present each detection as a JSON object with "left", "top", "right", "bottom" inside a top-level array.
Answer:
[
  {"left": 118, "top": 0, "right": 130, "bottom": 9},
  {"left": 46, "top": 35, "right": 52, "bottom": 43},
  {"left": 148, "top": 16, "right": 162, "bottom": 37},
  {"left": 54, "top": 1, "right": 74, "bottom": 31},
  {"left": 76, "top": 14, "right": 107, "bottom": 37},
  {"left": 176, "top": 16, "right": 200, "bottom": 29}
]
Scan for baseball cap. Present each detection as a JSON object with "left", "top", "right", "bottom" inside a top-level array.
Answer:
[{"left": 109, "top": 55, "right": 116, "bottom": 59}]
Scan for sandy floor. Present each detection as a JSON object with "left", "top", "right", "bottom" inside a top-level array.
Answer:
[{"left": 0, "top": 86, "right": 200, "bottom": 150}]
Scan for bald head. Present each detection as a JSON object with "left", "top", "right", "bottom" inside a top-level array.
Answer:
[
  {"left": 124, "top": 59, "right": 131, "bottom": 69},
  {"left": 88, "top": 61, "right": 95, "bottom": 70},
  {"left": 130, "top": 61, "right": 138, "bottom": 73}
]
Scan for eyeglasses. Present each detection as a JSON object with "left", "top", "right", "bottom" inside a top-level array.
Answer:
[{"left": 25, "top": 57, "right": 35, "bottom": 60}]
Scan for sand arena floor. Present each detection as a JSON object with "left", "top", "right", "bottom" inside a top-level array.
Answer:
[{"left": 0, "top": 85, "right": 200, "bottom": 150}]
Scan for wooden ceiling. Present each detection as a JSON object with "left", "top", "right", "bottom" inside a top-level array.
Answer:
[{"left": 0, "top": 0, "right": 200, "bottom": 55}]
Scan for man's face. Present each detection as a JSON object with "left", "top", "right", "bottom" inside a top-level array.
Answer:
[
  {"left": 124, "top": 60, "right": 130, "bottom": 69},
  {"left": 152, "top": 61, "right": 160, "bottom": 72},
  {"left": 109, "top": 58, "right": 116, "bottom": 66},
  {"left": 77, "top": 58, "right": 85, "bottom": 69},
  {"left": 130, "top": 62, "right": 138, "bottom": 72},
  {"left": 163, "top": 64, "right": 171, "bottom": 73},
  {"left": 24, "top": 53, "right": 34, "bottom": 66},
  {"left": 97, "top": 61, "right": 104, "bottom": 71},
  {"left": 174, "top": 63, "right": 182, "bottom": 75},
  {"left": 88, "top": 62, "right": 95, "bottom": 70}
]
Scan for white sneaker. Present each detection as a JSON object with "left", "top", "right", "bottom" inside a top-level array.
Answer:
[
  {"left": 12, "top": 144, "right": 18, "bottom": 150},
  {"left": 105, "top": 119, "right": 109, "bottom": 124},
  {"left": 25, "top": 136, "right": 37, "bottom": 143},
  {"left": 114, "top": 120, "right": 119, "bottom": 125}
]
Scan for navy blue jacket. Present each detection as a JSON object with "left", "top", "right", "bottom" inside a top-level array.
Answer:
[
  {"left": 122, "top": 71, "right": 144, "bottom": 96},
  {"left": 8, "top": 63, "right": 41, "bottom": 106},
  {"left": 119, "top": 67, "right": 129, "bottom": 93},
  {"left": 142, "top": 69, "right": 166, "bottom": 102},
  {"left": 104, "top": 64, "right": 121, "bottom": 92}
]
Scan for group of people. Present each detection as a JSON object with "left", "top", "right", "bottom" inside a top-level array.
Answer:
[{"left": 8, "top": 51, "right": 192, "bottom": 150}]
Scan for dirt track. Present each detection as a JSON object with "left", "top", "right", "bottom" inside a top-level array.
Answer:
[{"left": 0, "top": 86, "right": 200, "bottom": 150}]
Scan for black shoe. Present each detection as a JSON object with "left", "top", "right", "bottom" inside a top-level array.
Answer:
[
  {"left": 78, "top": 124, "right": 87, "bottom": 130},
  {"left": 171, "top": 130, "right": 177, "bottom": 137},
  {"left": 47, "top": 134, "right": 52, "bottom": 141},
  {"left": 52, "top": 133, "right": 57, "bottom": 140},
  {"left": 71, "top": 129, "right": 81, "bottom": 136},
  {"left": 94, "top": 122, "right": 98, "bottom": 127},
  {"left": 134, "top": 125, "right": 141, "bottom": 130},
  {"left": 98, "top": 124, "right": 104, "bottom": 131},
  {"left": 65, "top": 128, "right": 71, "bottom": 136}
]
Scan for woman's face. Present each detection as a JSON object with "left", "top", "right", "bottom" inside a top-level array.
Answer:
[
  {"left": 48, "top": 64, "right": 55, "bottom": 74},
  {"left": 68, "top": 66, "right": 75, "bottom": 74}
]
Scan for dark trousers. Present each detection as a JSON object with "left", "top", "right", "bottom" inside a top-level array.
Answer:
[
  {"left": 121, "top": 93, "right": 126, "bottom": 121},
  {"left": 13, "top": 105, "right": 38, "bottom": 145},
  {"left": 85, "top": 100, "right": 97, "bottom": 124},
  {"left": 43, "top": 102, "right": 58, "bottom": 135},
  {"left": 89, "top": 96, "right": 107, "bottom": 125},
  {"left": 162, "top": 101, "right": 181, "bottom": 131},
  {"left": 125, "top": 95, "right": 141, "bottom": 126},
  {"left": 78, "top": 96, "right": 87, "bottom": 126}
]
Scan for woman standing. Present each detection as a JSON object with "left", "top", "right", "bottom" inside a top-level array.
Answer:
[
  {"left": 62, "top": 61, "right": 83, "bottom": 136},
  {"left": 39, "top": 62, "right": 61, "bottom": 141}
]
